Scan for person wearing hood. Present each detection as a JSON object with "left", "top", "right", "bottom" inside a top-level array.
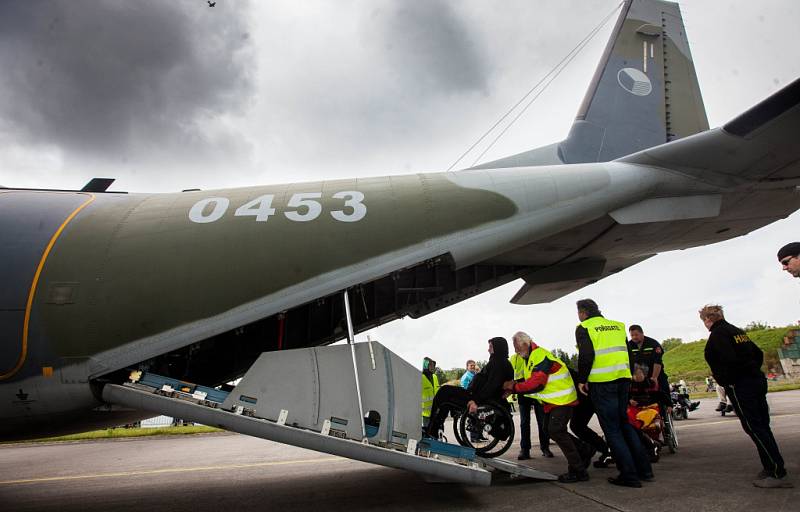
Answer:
[
  {"left": 421, "top": 357, "right": 439, "bottom": 430},
  {"left": 425, "top": 337, "right": 514, "bottom": 438}
]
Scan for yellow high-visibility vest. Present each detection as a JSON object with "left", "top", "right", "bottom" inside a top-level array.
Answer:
[
  {"left": 421, "top": 374, "right": 439, "bottom": 418},
  {"left": 525, "top": 347, "right": 578, "bottom": 406},
  {"left": 509, "top": 352, "right": 535, "bottom": 399},
  {"left": 581, "top": 316, "right": 631, "bottom": 382}
]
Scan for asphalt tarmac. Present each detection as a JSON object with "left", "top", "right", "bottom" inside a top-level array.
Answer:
[{"left": 2, "top": 391, "right": 799, "bottom": 512}]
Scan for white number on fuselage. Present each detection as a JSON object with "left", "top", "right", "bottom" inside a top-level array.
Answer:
[
  {"left": 331, "top": 191, "right": 366, "bottom": 222},
  {"left": 188, "top": 192, "right": 366, "bottom": 224}
]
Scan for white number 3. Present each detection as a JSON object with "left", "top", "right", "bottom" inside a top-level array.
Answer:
[{"left": 331, "top": 191, "right": 366, "bottom": 222}]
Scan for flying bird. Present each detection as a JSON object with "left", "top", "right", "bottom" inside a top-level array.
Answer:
[{"left": 208, "top": 1, "right": 216, "bottom": 7}]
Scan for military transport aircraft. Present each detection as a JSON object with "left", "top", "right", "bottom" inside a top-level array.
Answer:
[{"left": 2, "top": 0, "right": 799, "bottom": 445}]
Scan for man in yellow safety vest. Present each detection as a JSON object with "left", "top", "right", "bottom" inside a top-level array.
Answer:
[
  {"left": 505, "top": 332, "right": 594, "bottom": 483},
  {"left": 509, "top": 334, "right": 552, "bottom": 460},
  {"left": 421, "top": 357, "right": 439, "bottom": 430},
  {"left": 575, "top": 299, "right": 653, "bottom": 488}
]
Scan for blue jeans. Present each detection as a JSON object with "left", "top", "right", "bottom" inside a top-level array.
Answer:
[{"left": 590, "top": 379, "right": 652, "bottom": 482}]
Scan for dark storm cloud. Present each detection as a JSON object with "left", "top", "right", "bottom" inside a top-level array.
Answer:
[
  {"left": 371, "top": 0, "right": 489, "bottom": 96},
  {"left": 0, "top": 0, "right": 254, "bottom": 165}
]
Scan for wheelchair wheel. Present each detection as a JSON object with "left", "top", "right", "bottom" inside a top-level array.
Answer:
[
  {"left": 664, "top": 412, "right": 678, "bottom": 453},
  {"left": 457, "top": 401, "right": 515, "bottom": 458},
  {"left": 452, "top": 409, "right": 468, "bottom": 447}
]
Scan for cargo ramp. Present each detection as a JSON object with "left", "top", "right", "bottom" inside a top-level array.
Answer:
[{"left": 102, "top": 341, "right": 555, "bottom": 486}]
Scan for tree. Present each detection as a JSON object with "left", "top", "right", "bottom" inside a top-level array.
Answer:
[
  {"left": 662, "top": 337, "right": 683, "bottom": 352},
  {"left": 745, "top": 321, "right": 771, "bottom": 331},
  {"left": 553, "top": 348, "right": 579, "bottom": 369}
]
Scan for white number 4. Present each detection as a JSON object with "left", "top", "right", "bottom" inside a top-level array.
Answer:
[{"left": 235, "top": 194, "right": 276, "bottom": 222}]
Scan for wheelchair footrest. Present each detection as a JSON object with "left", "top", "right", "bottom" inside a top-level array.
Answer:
[{"left": 419, "top": 438, "right": 476, "bottom": 461}]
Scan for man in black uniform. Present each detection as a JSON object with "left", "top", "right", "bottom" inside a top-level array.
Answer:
[
  {"left": 627, "top": 325, "right": 670, "bottom": 409},
  {"left": 777, "top": 242, "right": 800, "bottom": 279},
  {"left": 700, "top": 304, "right": 793, "bottom": 488}
]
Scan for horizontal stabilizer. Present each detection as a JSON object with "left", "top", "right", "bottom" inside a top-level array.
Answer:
[{"left": 619, "top": 78, "right": 800, "bottom": 186}]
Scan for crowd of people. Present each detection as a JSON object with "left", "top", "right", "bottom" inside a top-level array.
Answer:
[{"left": 418, "top": 241, "right": 800, "bottom": 490}]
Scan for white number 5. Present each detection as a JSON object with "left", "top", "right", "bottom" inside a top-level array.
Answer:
[
  {"left": 331, "top": 191, "right": 366, "bottom": 222},
  {"left": 284, "top": 192, "right": 322, "bottom": 222}
]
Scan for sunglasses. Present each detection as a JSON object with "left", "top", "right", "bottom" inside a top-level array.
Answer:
[{"left": 781, "top": 255, "right": 796, "bottom": 266}]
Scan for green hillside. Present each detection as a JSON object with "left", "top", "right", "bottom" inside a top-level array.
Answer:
[{"left": 663, "top": 325, "right": 795, "bottom": 382}]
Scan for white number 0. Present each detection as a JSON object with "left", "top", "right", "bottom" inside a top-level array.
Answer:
[
  {"left": 189, "top": 197, "right": 229, "bottom": 223},
  {"left": 331, "top": 191, "right": 366, "bottom": 222}
]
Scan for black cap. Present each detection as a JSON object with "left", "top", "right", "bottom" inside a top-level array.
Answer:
[{"left": 777, "top": 242, "right": 800, "bottom": 261}]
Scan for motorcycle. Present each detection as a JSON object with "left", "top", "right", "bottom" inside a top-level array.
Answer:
[{"left": 670, "top": 390, "right": 700, "bottom": 420}]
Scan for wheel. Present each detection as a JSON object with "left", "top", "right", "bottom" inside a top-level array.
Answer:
[
  {"left": 457, "top": 401, "right": 515, "bottom": 458},
  {"left": 664, "top": 412, "right": 678, "bottom": 453},
  {"left": 452, "top": 410, "right": 468, "bottom": 447},
  {"left": 681, "top": 407, "right": 689, "bottom": 421}
]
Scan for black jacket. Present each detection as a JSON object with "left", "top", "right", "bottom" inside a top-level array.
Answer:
[
  {"left": 628, "top": 336, "right": 664, "bottom": 378},
  {"left": 704, "top": 319, "right": 763, "bottom": 386},
  {"left": 469, "top": 337, "right": 514, "bottom": 403}
]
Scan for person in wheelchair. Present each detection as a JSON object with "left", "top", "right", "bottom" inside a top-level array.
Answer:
[
  {"left": 425, "top": 337, "right": 513, "bottom": 439},
  {"left": 503, "top": 339, "right": 594, "bottom": 483},
  {"left": 628, "top": 366, "right": 664, "bottom": 462}
]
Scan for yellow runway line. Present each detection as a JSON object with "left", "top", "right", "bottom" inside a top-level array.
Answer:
[{"left": 0, "top": 456, "right": 347, "bottom": 486}]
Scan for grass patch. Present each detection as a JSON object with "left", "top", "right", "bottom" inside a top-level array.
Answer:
[
  {"left": 767, "top": 382, "right": 800, "bottom": 393},
  {"left": 663, "top": 325, "right": 796, "bottom": 383},
  {"left": 6, "top": 425, "right": 222, "bottom": 444}
]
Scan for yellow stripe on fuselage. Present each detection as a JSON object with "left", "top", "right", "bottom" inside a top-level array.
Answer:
[{"left": 0, "top": 193, "right": 96, "bottom": 381}]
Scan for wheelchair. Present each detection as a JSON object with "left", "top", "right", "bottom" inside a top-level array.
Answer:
[
  {"left": 451, "top": 399, "right": 515, "bottom": 458},
  {"left": 628, "top": 400, "right": 678, "bottom": 462},
  {"left": 662, "top": 404, "right": 678, "bottom": 454}
]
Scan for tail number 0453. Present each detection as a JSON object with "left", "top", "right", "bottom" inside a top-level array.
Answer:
[{"left": 188, "top": 191, "right": 366, "bottom": 224}]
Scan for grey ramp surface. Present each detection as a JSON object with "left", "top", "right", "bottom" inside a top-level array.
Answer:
[{"left": 2, "top": 390, "right": 799, "bottom": 512}]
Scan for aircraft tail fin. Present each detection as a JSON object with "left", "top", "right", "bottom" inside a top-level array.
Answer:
[
  {"left": 560, "top": 0, "right": 708, "bottom": 163},
  {"left": 472, "top": 0, "right": 709, "bottom": 170}
]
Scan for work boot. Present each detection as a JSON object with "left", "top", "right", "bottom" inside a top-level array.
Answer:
[
  {"left": 715, "top": 402, "right": 726, "bottom": 412},
  {"left": 753, "top": 476, "right": 794, "bottom": 488},
  {"left": 593, "top": 453, "right": 614, "bottom": 468},
  {"left": 648, "top": 444, "right": 660, "bottom": 463},
  {"left": 517, "top": 449, "right": 531, "bottom": 461},
  {"left": 541, "top": 448, "right": 555, "bottom": 458},
  {"left": 558, "top": 470, "right": 589, "bottom": 483},
  {"left": 690, "top": 401, "right": 700, "bottom": 411},
  {"left": 608, "top": 476, "right": 641, "bottom": 488}
]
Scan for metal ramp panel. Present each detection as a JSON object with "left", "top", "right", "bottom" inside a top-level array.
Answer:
[
  {"left": 478, "top": 457, "right": 558, "bottom": 481},
  {"left": 103, "top": 383, "right": 492, "bottom": 486},
  {"left": 101, "top": 338, "right": 558, "bottom": 486}
]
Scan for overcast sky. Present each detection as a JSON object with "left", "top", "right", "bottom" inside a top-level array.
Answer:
[{"left": 1, "top": 0, "right": 799, "bottom": 371}]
